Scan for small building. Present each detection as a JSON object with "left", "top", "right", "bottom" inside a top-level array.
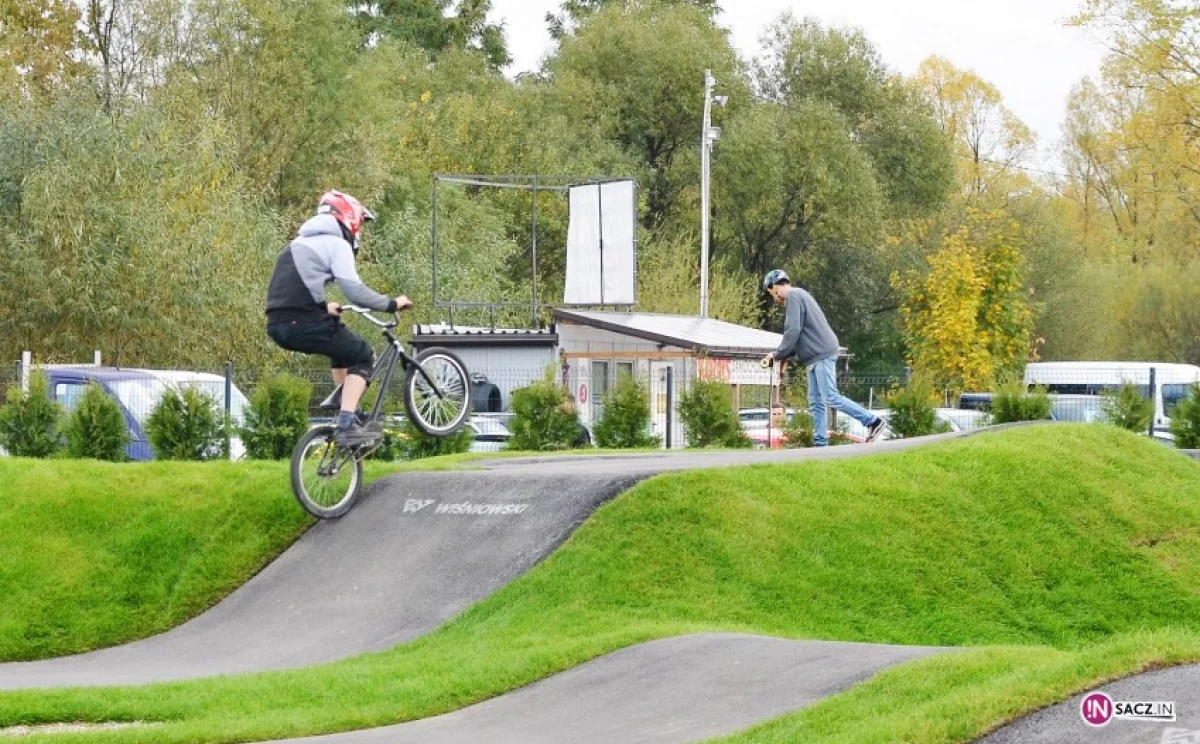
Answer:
[
  {"left": 554, "top": 309, "right": 850, "bottom": 448},
  {"left": 410, "top": 325, "right": 558, "bottom": 412}
]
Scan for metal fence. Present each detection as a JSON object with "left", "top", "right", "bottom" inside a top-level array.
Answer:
[{"left": 7, "top": 356, "right": 1194, "bottom": 450}]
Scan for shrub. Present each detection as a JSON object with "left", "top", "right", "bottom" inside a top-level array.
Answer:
[
  {"left": 507, "top": 374, "right": 580, "bottom": 451},
  {"left": 1171, "top": 384, "right": 1200, "bottom": 449},
  {"left": 63, "top": 383, "right": 129, "bottom": 461},
  {"left": 678, "top": 379, "right": 750, "bottom": 449},
  {"left": 1101, "top": 382, "right": 1154, "bottom": 433},
  {"left": 783, "top": 409, "right": 814, "bottom": 448},
  {"left": 240, "top": 374, "right": 313, "bottom": 460},
  {"left": 594, "top": 373, "right": 659, "bottom": 449},
  {"left": 992, "top": 383, "right": 1052, "bottom": 423},
  {"left": 387, "top": 418, "right": 475, "bottom": 460},
  {"left": 886, "top": 381, "right": 939, "bottom": 438},
  {"left": 0, "top": 372, "right": 62, "bottom": 458},
  {"left": 146, "top": 387, "right": 224, "bottom": 460}
]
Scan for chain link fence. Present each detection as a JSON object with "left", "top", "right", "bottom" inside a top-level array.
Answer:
[{"left": 6, "top": 355, "right": 1195, "bottom": 453}]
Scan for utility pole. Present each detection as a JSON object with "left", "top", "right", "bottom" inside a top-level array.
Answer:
[{"left": 700, "top": 69, "right": 726, "bottom": 319}]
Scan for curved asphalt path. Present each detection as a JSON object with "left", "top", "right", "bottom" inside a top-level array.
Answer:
[
  {"left": 270, "top": 634, "right": 948, "bottom": 744},
  {"left": 979, "top": 664, "right": 1200, "bottom": 743},
  {"left": 0, "top": 433, "right": 960, "bottom": 690}
]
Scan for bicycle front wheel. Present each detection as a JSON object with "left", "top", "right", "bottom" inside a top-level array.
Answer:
[
  {"left": 290, "top": 425, "right": 364, "bottom": 519},
  {"left": 403, "top": 347, "right": 472, "bottom": 437}
]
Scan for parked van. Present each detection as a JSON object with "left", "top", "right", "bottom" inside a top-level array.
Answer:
[
  {"left": 32, "top": 366, "right": 250, "bottom": 460},
  {"left": 1024, "top": 362, "right": 1200, "bottom": 438},
  {"left": 133, "top": 370, "right": 250, "bottom": 460},
  {"left": 42, "top": 367, "right": 160, "bottom": 460}
]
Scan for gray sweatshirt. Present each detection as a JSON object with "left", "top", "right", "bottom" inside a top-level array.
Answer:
[
  {"left": 772, "top": 287, "right": 840, "bottom": 366},
  {"left": 265, "top": 214, "right": 395, "bottom": 322}
]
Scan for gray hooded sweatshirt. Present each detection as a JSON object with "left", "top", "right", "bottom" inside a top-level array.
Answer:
[
  {"left": 772, "top": 287, "right": 840, "bottom": 367},
  {"left": 265, "top": 214, "right": 395, "bottom": 323}
]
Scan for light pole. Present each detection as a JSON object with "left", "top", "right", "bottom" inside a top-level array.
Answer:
[{"left": 700, "top": 69, "right": 726, "bottom": 319}]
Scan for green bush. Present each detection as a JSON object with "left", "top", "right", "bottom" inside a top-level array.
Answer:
[
  {"left": 886, "top": 381, "right": 939, "bottom": 438},
  {"left": 1101, "top": 382, "right": 1154, "bottom": 433},
  {"left": 63, "top": 383, "right": 129, "bottom": 461},
  {"left": 992, "top": 383, "right": 1052, "bottom": 424},
  {"left": 783, "top": 409, "right": 814, "bottom": 448},
  {"left": 677, "top": 379, "right": 750, "bottom": 449},
  {"left": 593, "top": 373, "right": 659, "bottom": 449},
  {"left": 146, "top": 387, "right": 224, "bottom": 461},
  {"left": 240, "top": 374, "right": 313, "bottom": 460},
  {"left": 1171, "top": 384, "right": 1200, "bottom": 449},
  {"left": 507, "top": 374, "right": 580, "bottom": 451},
  {"left": 0, "top": 373, "right": 62, "bottom": 458},
  {"left": 382, "top": 418, "right": 474, "bottom": 460}
]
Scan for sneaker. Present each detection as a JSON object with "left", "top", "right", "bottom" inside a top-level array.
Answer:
[
  {"left": 865, "top": 418, "right": 886, "bottom": 443},
  {"left": 334, "top": 420, "right": 383, "bottom": 448}
]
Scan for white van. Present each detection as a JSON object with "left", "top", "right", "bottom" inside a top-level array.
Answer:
[
  {"left": 134, "top": 369, "right": 252, "bottom": 460},
  {"left": 1024, "top": 362, "right": 1200, "bottom": 438}
]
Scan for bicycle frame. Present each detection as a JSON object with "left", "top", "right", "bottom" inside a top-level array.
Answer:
[{"left": 342, "top": 305, "right": 448, "bottom": 426}]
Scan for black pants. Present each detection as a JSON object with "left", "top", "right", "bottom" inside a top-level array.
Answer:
[{"left": 267, "top": 317, "right": 375, "bottom": 380}]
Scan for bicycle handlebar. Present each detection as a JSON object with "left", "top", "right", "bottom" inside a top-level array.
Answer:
[{"left": 340, "top": 304, "right": 400, "bottom": 328}]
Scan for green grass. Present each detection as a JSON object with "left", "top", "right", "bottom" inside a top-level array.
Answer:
[
  {"left": 710, "top": 630, "right": 1200, "bottom": 744},
  {"left": 3, "top": 426, "right": 1200, "bottom": 744},
  {"left": 0, "top": 455, "right": 452, "bottom": 662}
]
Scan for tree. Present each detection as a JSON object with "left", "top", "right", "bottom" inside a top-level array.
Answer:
[
  {"left": 0, "top": 0, "right": 88, "bottom": 102},
  {"left": 0, "top": 101, "right": 283, "bottom": 367},
  {"left": 164, "top": 0, "right": 367, "bottom": 207},
  {"left": 546, "top": 0, "right": 718, "bottom": 39},
  {"left": 893, "top": 209, "right": 1035, "bottom": 392},
  {"left": 755, "top": 16, "right": 953, "bottom": 217},
  {"left": 350, "top": 0, "right": 510, "bottom": 69},
  {"left": 731, "top": 15, "right": 953, "bottom": 336},
  {"left": 548, "top": 2, "right": 744, "bottom": 228},
  {"left": 712, "top": 99, "right": 883, "bottom": 325},
  {"left": 915, "top": 56, "right": 1036, "bottom": 202}
]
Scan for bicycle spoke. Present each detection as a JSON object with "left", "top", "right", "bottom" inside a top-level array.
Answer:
[
  {"left": 410, "top": 355, "right": 468, "bottom": 431},
  {"left": 298, "top": 434, "right": 358, "bottom": 510}
]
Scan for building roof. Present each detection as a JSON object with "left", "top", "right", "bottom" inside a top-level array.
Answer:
[
  {"left": 555, "top": 309, "right": 849, "bottom": 358},
  {"left": 411, "top": 324, "right": 558, "bottom": 347}
]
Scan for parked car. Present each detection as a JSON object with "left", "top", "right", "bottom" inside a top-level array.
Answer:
[
  {"left": 957, "top": 392, "right": 994, "bottom": 412},
  {"left": 841, "top": 408, "right": 989, "bottom": 442},
  {"left": 743, "top": 407, "right": 797, "bottom": 449},
  {"left": 467, "top": 414, "right": 511, "bottom": 453},
  {"left": 739, "top": 407, "right": 797, "bottom": 430}
]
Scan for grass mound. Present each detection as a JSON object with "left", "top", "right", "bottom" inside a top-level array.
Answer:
[{"left": 0, "top": 458, "right": 419, "bottom": 662}]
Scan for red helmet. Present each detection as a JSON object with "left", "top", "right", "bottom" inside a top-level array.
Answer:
[{"left": 317, "top": 190, "right": 375, "bottom": 248}]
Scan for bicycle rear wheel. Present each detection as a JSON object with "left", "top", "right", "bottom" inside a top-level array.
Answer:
[
  {"left": 403, "top": 347, "right": 472, "bottom": 437},
  {"left": 290, "top": 425, "right": 364, "bottom": 519}
]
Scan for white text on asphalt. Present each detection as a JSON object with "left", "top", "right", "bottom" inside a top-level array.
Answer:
[{"left": 434, "top": 502, "right": 530, "bottom": 516}]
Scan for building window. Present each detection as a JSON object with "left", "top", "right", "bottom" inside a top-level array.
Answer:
[
  {"left": 617, "top": 362, "right": 634, "bottom": 381},
  {"left": 591, "top": 361, "right": 609, "bottom": 421}
]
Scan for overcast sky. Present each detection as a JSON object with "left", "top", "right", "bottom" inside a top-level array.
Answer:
[{"left": 488, "top": 0, "right": 1112, "bottom": 169}]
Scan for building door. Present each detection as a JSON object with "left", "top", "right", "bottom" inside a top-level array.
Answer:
[{"left": 650, "top": 362, "right": 670, "bottom": 448}]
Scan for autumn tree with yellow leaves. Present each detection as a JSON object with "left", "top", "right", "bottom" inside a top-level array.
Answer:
[{"left": 893, "top": 209, "right": 1035, "bottom": 393}]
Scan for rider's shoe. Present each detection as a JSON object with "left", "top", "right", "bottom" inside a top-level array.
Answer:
[{"left": 334, "top": 420, "right": 383, "bottom": 448}]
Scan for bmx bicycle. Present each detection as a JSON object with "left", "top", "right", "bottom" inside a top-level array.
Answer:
[{"left": 289, "top": 305, "right": 471, "bottom": 519}]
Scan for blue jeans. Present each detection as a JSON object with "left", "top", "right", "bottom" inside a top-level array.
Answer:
[{"left": 807, "top": 356, "right": 877, "bottom": 446}]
